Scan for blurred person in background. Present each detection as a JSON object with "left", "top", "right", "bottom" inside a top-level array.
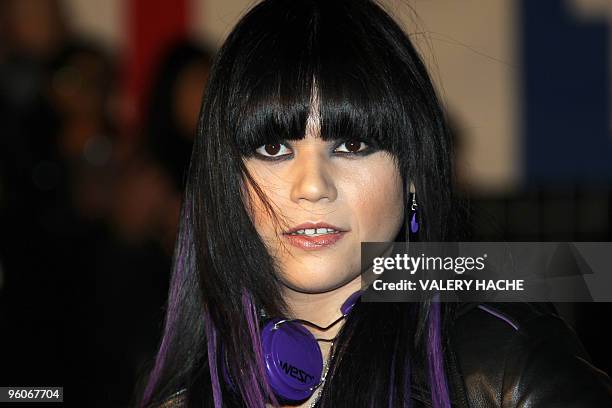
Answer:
[
  {"left": 42, "top": 41, "right": 121, "bottom": 403},
  {"left": 143, "top": 41, "right": 214, "bottom": 196},
  {"left": 111, "top": 40, "right": 215, "bottom": 256},
  {"left": 0, "top": 0, "right": 67, "bottom": 112},
  {"left": 92, "top": 39, "right": 213, "bottom": 408},
  {"left": 0, "top": 2, "right": 214, "bottom": 404},
  {"left": 0, "top": 0, "right": 71, "bottom": 214},
  {"left": 1, "top": 41, "right": 119, "bottom": 407},
  {"left": 0, "top": 0, "right": 95, "bottom": 392}
]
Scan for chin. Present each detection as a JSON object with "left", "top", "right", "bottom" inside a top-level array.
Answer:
[{"left": 281, "top": 270, "right": 359, "bottom": 294}]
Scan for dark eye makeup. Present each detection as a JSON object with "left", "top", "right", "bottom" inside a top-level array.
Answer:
[{"left": 253, "top": 139, "right": 378, "bottom": 162}]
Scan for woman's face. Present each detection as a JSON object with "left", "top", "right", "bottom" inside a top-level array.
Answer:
[{"left": 243, "top": 113, "right": 405, "bottom": 294}]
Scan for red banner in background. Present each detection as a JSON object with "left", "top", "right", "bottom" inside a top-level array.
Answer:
[{"left": 122, "top": 0, "right": 188, "bottom": 138}]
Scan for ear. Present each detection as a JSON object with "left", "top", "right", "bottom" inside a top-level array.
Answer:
[{"left": 408, "top": 181, "right": 416, "bottom": 195}]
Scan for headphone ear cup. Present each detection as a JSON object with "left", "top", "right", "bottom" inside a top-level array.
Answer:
[
  {"left": 261, "top": 318, "right": 324, "bottom": 403},
  {"left": 220, "top": 292, "right": 361, "bottom": 403}
]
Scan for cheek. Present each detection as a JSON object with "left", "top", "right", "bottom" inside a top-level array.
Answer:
[
  {"left": 240, "top": 163, "right": 284, "bottom": 244},
  {"left": 344, "top": 158, "right": 404, "bottom": 240},
  {"left": 242, "top": 180, "right": 270, "bottom": 236}
]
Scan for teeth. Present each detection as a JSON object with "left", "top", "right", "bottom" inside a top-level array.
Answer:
[{"left": 290, "top": 228, "right": 339, "bottom": 236}]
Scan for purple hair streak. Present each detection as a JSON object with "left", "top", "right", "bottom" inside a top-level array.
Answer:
[
  {"left": 140, "top": 204, "right": 197, "bottom": 407},
  {"left": 237, "top": 288, "right": 280, "bottom": 408},
  {"left": 204, "top": 309, "right": 223, "bottom": 408},
  {"left": 427, "top": 293, "right": 451, "bottom": 408}
]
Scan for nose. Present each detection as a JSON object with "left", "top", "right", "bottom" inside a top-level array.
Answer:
[{"left": 289, "top": 152, "right": 338, "bottom": 204}]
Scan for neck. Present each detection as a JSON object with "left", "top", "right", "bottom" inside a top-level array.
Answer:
[{"left": 281, "top": 275, "right": 361, "bottom": 341}]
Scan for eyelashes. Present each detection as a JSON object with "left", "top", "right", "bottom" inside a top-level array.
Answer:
[
  {"left": 253, "top": 139, "right": 377, "bottom": 162},
  {"left": 254, "top": 142, "right": 292, "bottom": 159}
]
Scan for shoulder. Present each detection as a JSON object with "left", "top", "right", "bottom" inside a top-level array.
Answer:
[{"left": 449, "top": 302, "right": 612, "bottom": 407}]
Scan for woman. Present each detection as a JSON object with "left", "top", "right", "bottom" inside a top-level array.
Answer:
[{"left": 137, "top": 1, "right": 612, "bottom": 407}]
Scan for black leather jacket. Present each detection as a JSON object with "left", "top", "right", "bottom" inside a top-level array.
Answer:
[
  {"left": 155, "top": 302, "right": 612, "bottom": 407},
  {"left": 415, "top": 302, "right": 612, "bottom": 407}
]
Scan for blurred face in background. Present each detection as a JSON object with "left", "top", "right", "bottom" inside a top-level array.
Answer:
[
  {"left": 48, "top": 49, "right": 114, "bottom": 159},
  {"left": 50, "top": 52, "right": 110, "bottom": 119},
  {"left": 243, "top": 110, "right": 405, "bottom": 294},
  {"left": 3, "top": 0, "right": 66, "bottom": 58},
  {"left": 173, "top": 60, "right": 210, "bottom": 140}
]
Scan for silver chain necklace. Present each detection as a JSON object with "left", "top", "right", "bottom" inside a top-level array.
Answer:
[{"left": 308, "top": 341, "right": 336, "bottom": 408}]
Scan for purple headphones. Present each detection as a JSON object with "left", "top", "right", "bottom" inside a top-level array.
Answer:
[{"left": 222, "top": 290, "right": 362, "bottom": 403}]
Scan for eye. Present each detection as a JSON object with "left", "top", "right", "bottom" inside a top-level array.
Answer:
[
  {"left": 335, "top": 139, "right": 368, "bottom": 154},
  {"left": 254, "top": 143, "right": 292, "bottom": 159}
]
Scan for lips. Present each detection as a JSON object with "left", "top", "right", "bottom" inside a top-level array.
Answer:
[
  {"left": 284, "top": 221, "right": 346, "bottom": 235},
  {"left": 283, "top": 221, "right": 348, "bottom": 251}
]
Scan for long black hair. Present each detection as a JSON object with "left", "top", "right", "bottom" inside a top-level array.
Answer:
[{"left": 138, "top": 0, "right": 466, "bottom": 406}]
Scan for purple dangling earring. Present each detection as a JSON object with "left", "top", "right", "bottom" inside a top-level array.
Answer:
[{"left": 410, "top": 191, "right": 419, "bottom": 233}]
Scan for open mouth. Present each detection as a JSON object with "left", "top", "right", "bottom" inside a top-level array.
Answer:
[
  {"left": 286, "top": 227, "right": 342, "bottom": 237},
  {"left": 282, "top": 222, "right": 348, "bottom": 250}
]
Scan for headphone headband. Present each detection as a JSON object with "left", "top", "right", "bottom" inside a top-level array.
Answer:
[{"left": 222, "top": 290, "right": 363, "bottom": 403}]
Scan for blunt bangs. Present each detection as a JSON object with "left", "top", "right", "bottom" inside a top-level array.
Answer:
[{"left": 225, "top": 0, "right": 419, "bottom": 160}]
